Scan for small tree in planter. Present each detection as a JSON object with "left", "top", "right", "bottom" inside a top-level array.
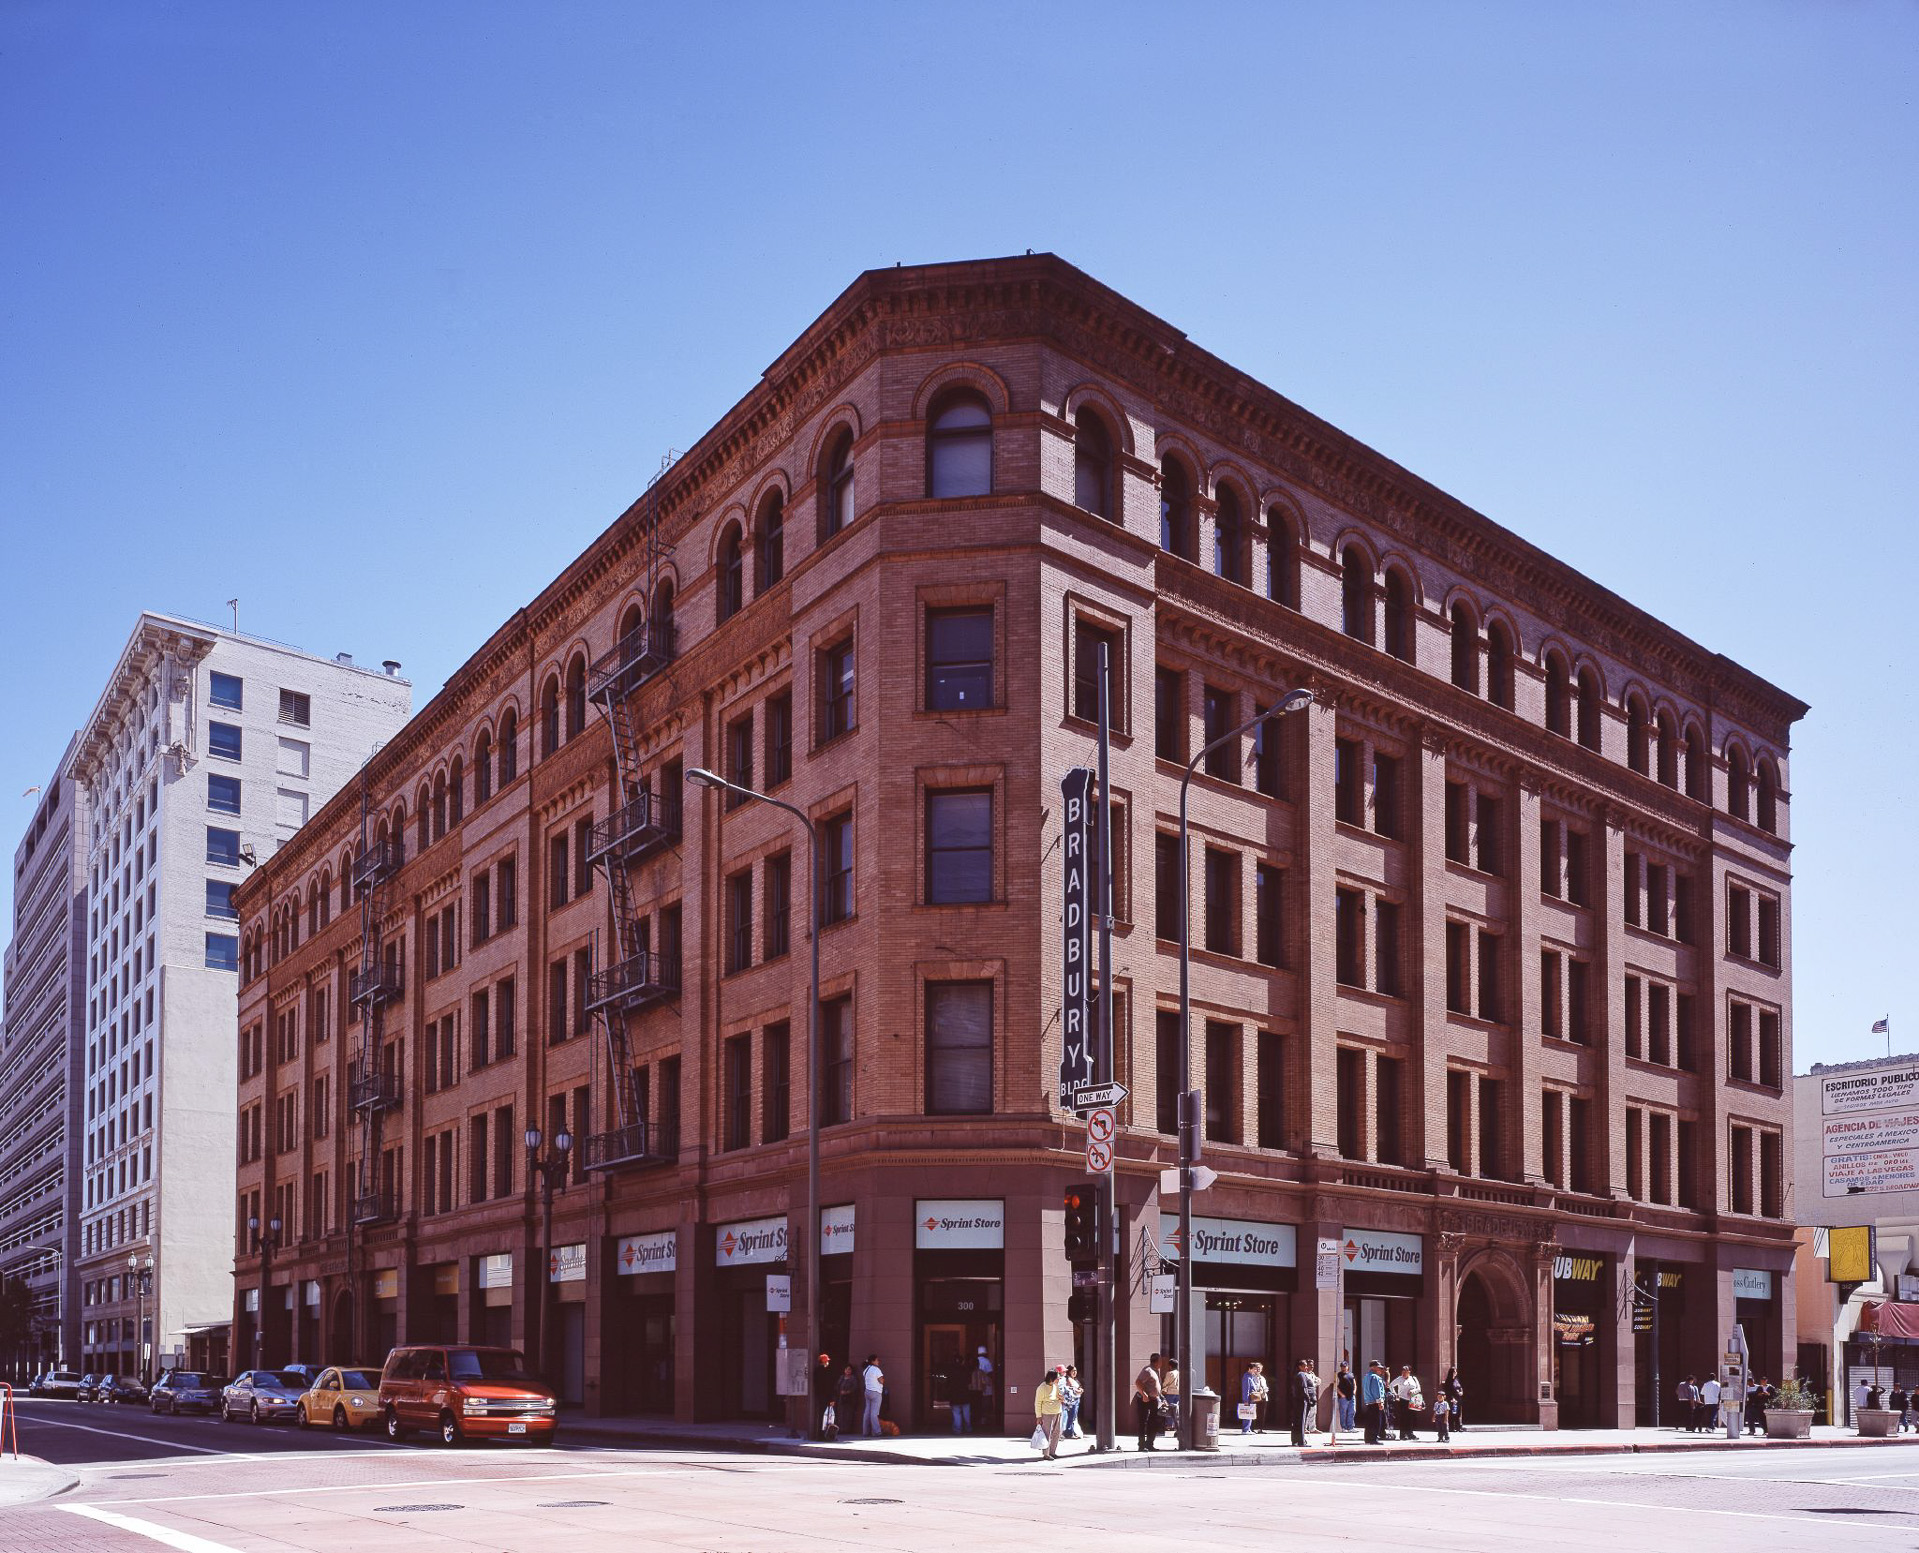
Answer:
[{"left": 1766, "top": 1378, "right": 1816, "bottom": 1440}]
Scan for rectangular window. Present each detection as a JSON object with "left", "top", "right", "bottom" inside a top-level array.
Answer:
[
  {"left": 1677, "top": 1118, "right": 1698, "bottom": 1208},
  {"left": 1759, "top": 1009, "right": 1782, "bottom": 1088},
  {"left": 1252, "top": 708, "right": 1286, "bottom": 799},
  {"left": 1757, "top": 896, "right": 1781, "bottom": 969},
  {"left": 205, "top": 933, "right": 238, "bottom": 972},
  {"left": 495, "top": 976, "right": 516, "bottom": 1059},
  {"left": 1475, "top": 930, "right": 1500, "bottom": 1022},
  {"left": 1334, "top": 738, "right": 1364, "bottom": 826},
  {"left": 1375, "top": 1055, "right": 1403, "bottom": 1166},
  {"left": 726, "top": 714, "right": 754, "bottom": 807},
  {"left": 1568, "top": 958, "right": 1590, "bottom": 1043},
  {"left": 207, "top": 774, "right": 242, "bottom": 815},
  {"left": 820, "top": 638, "right": 856, "bottom": 742},
  {"left": 1072, "top": 618, "right": 1123, "bottom": 726},
  {"left": 425, "top": 912, "right": 441, "bottom": 980},
  {"left": 1446, "top": 1070, "right": 1471, "bottom": 1173},
  {"left": 498, "top": 856, "right": 517, "bottom": 930},
  {"left": 1154, "top": 667, "right": 1185, "bottom": 762},
  {"left": 1256, "top": 1030, "right": 1285, "bottom": 1150},
  {"left": 1569, "top": 1097, "right": 1592, "bottom": 1193},
  {"left": 1372, "top": 753, "right": 1401, "bottom": 838},
  {"left": 574, "top": 816, "right": 594, "bottom": 898},
  {"left": 208, "top": 722, "right": 243, "bottom": 761},
  {"left": 1730, "top": 1124, "right": 1754, "bottom": 1214},
  {"left": 763, "top": 1022, "right": 790, "bottom": 1143},
  {"left": 764, "top": 851, "right": 791, "bottom": 961},
  {"left": 1156, "top": 1010, "right": 1180, "bottom": 1136},
  {"left": 1336, "top": 1048, "right": 1364, "bottom": 1160},
  {"left": 1625, "top": 1107, "right": 1644, "bottom": 1200},
  {"left": 1647, "top": 863, "right": 1670, "bottom": 935},
  {"left": 1760, "top": 1129, "right": 1782, "bottom": 1217},
  {"left": 1473, "top": 792, "right": 1501, "bottom": 876},
  {"left": 1729, "top": 1000, "right": 1753, "bottom": 1081},
  {"left": 1444, "top": 780, "right": 1468, "bottom": 864},
  {"left": 1649, "top": 982, "right": 1671, "bottom": 1066},
  {"left": 1445, "top": 921, "right": 1470, "bottom": 1015},
  {"left": 1203, "top": 847, "right": 1238, "bottom": 956},
  {"left": 1650, "top": 1111, "right": 1673, "bottom": 1205},
  {"left": 1625, "top": 974, "right": 1643, "bottom": 1060},
  {"left": 548, "top": 958, "right": 568, "bottom": 1044},
  {"left": 441, "top": 907, "right": 457, "bottom": 977},
  {"left": 472, "top": 871, "right": 491, "bottom": 944},
  {"left": 209, "top": 671, "right": 243, "bottom": 710},
  {"left": 1204, "top": 1021, "right": 1239, "bottom": 1144},
  {"left": 548, "top": 833, "right": 569, "bottom": 910},
  {"left": 1373, "top": 900, "right": 1401, "bottom": 997},
  {"left": 1254, "top": 862, "right": 1284, "bottom": 968},
  {"left": 765, "top": 690, "right": 793, "bottom": 788},
  {"left": 207, "top": 826, "right": 241, "bottom": 866},
  {"left": 573, "top": 948, "right": 592, "bottom": 1036},
  {"left": 821, "top": 996, "right": 852, "bottom": 1126},
  {"left": 1202, "top": 686, "right": 1237, "bottom": 782},
  {"left": 926, "top": 980, "right": 993, "bottom": 1115},
  {"left": 726, "top": 869, "right": 754, "bottom": 974},
  {"left": 1674, "top": 872, "right": 1695, "bottom": 944},
  {"left": 822, "top": 811, "right": 853, "bottom": 924},
  {"left": 1542, "top": 1090, "right": 1564, "bottom": 1188},
  {"left": 1540, "top": 819, "right": 1562, "bottom": 899},
  {"left": 1677, "top": 991, "right": 1697, "bottom": 1072},
  {"left": 471, "top": 989, "right": 490, "bottom": 1070},
  {"left": 1477, "top": 1076, "right": 1502, "bottom": 1178},
  {"left": 1154, "top": 833, "right": 1183, "bottom": 941},
  {"left": 723, "top": 1034, "right": 752, "bottom": 1151},
  {"left": 206, "top": 880, "right": 238, "bottom": 920},
  {"left": 469, "top": 1112, "right": 489, "bottom": 1204},
  {"left": 1565, "top": 827, "right": 1591, "bottom": 907},
  {"left": 278, "top": 688, "right": 311, "bottom": 727},
  {"left": 927, "top": 789, "right": 993, "bottom": 905},
  {"left": 493, "top": 1105, "right": 514, "bottom": 1198},
  {"left": 926, "top": 606, "right": 993, "bottom": 710},
  {"left": 1541, "top": 950, "right": 1563, "bottom": 1038}
]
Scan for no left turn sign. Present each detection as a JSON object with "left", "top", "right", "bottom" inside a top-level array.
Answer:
[{"left": 1087, "top": 1107, "right": 1116, "bottom": 1144}]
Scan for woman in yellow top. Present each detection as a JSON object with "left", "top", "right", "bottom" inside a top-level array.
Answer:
[{"left": 1034, "top": 1369, "right": 1065, "bottom": 1459}]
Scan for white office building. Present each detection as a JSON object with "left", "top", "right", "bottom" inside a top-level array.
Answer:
[{"left": 60, "top": 613, "right": 410, "bottom": 1376}]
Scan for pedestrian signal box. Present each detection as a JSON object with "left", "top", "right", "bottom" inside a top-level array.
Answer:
[{"left": 1064, "top": 1181, "right": 1100, "bottom": 1266}]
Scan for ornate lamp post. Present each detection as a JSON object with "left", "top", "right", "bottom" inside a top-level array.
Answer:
[
  {"left": 245, "top": 1215, "right": 281, "bottom": 1369},
  {"left": 524, "top": 1127, "right": 573, "bottom": 1386},
  {"left": 126, "top": 1253, "right": 155, "bottom": 1386}
]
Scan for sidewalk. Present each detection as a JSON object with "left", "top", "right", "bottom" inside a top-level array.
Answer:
[
  {"left": 556, "top": 1411, "right": 1919, "bottom": 1469},
  {"left": 0, "top": 1456, "right": 80, "bottom": 1507}
]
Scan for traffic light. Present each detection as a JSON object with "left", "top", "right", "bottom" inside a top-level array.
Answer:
[
  {"left": 1067, "top": 1290, "right": 1094, "bottom": 1324},
  {"left": 1064, "top": 1180, "right": 1098, "bottom": 1265}
]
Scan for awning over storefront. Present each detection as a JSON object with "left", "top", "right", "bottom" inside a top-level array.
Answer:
[{"left": 1858, "top": 1301, "right": 1919, "bottom": 1340}]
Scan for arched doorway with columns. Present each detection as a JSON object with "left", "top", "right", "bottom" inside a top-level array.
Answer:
[{"left": 1452, "top": 1248, "right": 1537, "bottom": 1424}]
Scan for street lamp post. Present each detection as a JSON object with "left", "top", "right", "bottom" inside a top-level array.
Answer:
[
  {"left": 524, "top": 1127, "right": 573, "bottom": 1387},
  {"left": 686, "top": 766, "right": 821, "bottom": 1437},
  {"left": 126, "top": 1254, "right": 154, "bottom": 1386},
  {"left": 1176, "top": 686, "right": 1312, "bottom": 1449},
  {"left": 245, "top": 1216, "right": 281, "bottom": 1369}
]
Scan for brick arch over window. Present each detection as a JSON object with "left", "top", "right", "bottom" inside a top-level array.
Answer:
[
  {"left": 1682, "top": 719, "right": 1709, "bottom": 800},
  {"left": 1263, "top": 491, "right": 1306, "bottom": 610},
  {"left": 1335, "top": 533, "right": 1378, "bottom": 645},
  {"left": 910, "top": 361, "right": 1012, "bottom": 421},
  {"left": 801, "top": 405, "right": 864, "bottom": 482},
  {"left": 1448, "top": 596, "right": 1481, "bottom": 691},
  {"left": 1061, "top": 383, "right": 1135, "bottom": 453},
  {"left": 1211, "top": 475, "right": 1251, "bottom": 585},
  {"left": 1624, "top": 689, "right": 1652, "bottom": 775},
  {"left": 1158, "top": 451, "right": 1199, "bottom": 563},
  {"left": 1755, "top": 754, "right": 1781, "bottom": 834},
  {"left": 751, "top": 477, "right": 789, "bottom": 593},
  {"left": 1483, "top": 613, "right": 1519, "bottom": 711},
  {"left": 1541, "top": 645, "right": 1574, "bottom": 738},
  {"left": 1653, "top": 706, "right": 1679, "bottom": 788},
  {"left": 715, "top": 518, "right": 745, "bottom": 624},
  {"left": 1575, "top": 663, "right": 1604, "bottom": 751},
  {"left": 540, "top": 673, "right": 562, "bottom": 758},
  {"left": 1382, "top": 562, "right": 1418, "bottom": 663}
]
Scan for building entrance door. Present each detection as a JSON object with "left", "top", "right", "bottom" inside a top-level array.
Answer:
[{"left": 923, "top": 1322, "right": 969, "bottom": 1431}]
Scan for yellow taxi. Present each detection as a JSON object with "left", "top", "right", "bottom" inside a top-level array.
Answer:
[{"left": 297, "top": 1366, "right": 383, "bottom": 1432}]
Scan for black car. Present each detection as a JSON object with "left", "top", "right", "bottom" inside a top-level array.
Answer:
[
  {"left": 101, "top": 1374, "right": 150, "bottom": 1405},
  {"left": 76, "top": 1372, "right": 114, "bottom": 1403},
  {"left": 220, "top": 1369, "right": 309, "bottom": 1424},
  {"left": 151, "top": 1370, "right": 226, "bottom": 1416}
]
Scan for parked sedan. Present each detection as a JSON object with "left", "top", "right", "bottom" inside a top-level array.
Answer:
[
  {"left": 32, "top": 1370, "right": 82, "bottom": 1399},
  {"left": 150, "top": 1371, "right": 225, "bottom": 1415},
  {"left": 220, "top": 1369, "right": 310, "bottom": 1424},
  {"left": 297, "top": 1367, "right": 382, "bottom": 1432},
  {"left": 76, "top": 1372, "right": 114, "bottom": 1403},
  {"left": 101, "top": 1374, "right": 150, "bottom": 1405}
]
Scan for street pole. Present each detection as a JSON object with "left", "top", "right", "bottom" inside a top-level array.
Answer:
[
  {"left": 1177, "top": 687, "right": 1312, "bottom": 1449},
  {"left": 1095, "top": 643, "right": 1117, "bottom": 1454},
  {"left": 686, "top": 767, "right": 821, "bottom": 1436},
  {"left": 524, "top": 1131, "right": 570, "bottom": 1384}
]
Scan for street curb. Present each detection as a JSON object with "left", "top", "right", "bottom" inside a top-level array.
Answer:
[{"left": 1072, "top": 1434, "right": 1919, "bottom": 1469}]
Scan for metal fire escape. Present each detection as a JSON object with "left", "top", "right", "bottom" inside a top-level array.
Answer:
[
  {"left": 582, "top": 455, "right": 682, "bottom": 1173},
  {"left": 347, "top": 785, "right": 404, "bottom": 1230}
]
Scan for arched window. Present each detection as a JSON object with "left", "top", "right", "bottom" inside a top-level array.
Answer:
[
  {"left": 1214, "top": 485, "right": 1247, "bottom": 584},
  {"left": 339, "top": 853, "right": 353, "bottom": 915},
  {"left": 450, "top": 755, "right": 465, "bottom": 824},
  {"left": 1576, "top": 669, "right": 1602, "bottom": 751},
  {"left": 1756, "top": 759, "right": 1779, "bottom": 834},
  {"left": 927, "top": 394, "right": 993, "bottom": 498},
  {"left": 1655, "top": 712, "right": 1677, "bottom": 789},
  {"left": 1160, "top": 459, "right": 1195, "bottom": 561},
  {"left": 1683, "top": 721, "right": 1707, "bottom": 800},
  {"left": 756, "top": 491, "right": 785, "bottom": 592},
  {"left": 1626, "top": 695, "right": 1650, "bottom": 775},
  {"left": 716, "top": 523, "right": 744, "bottom": 623},
  {"left": 1450, "top": 603, "right": 1479, "bottom": 690},
  {"left": 475, "top": 730, "right": 493, "bottom": 804},
  {"left": 1544, "top": 653, "right": 1571, "bottom": 738},
  {"left": 1266, "top": 506, "right": 1300, "bottom": 610},
  {"left": 1383, "top": 569, "right": 1414, "bottom": 662},
  {"left": 416, "top": 786, "right": 431, "bottom": 851},
  {"left": 432, "top": 772, "right": 448, "bottom": 842},
  {"left": 498, "top": 708, "right": 519, "bottom": 784},
  {"left": 1728, "top": 746, "right": 1752, "bottom": 821},
  {"left": 1073, "top": 408, "right": 1113, "bottom": 518},
  {"left": 565, "top": 655, "right": 587, "bottom": 741},
  {"left": 652, "top": 579, "right": 676, "bottom": 652},
  {"left": 1341, "top": 545, "right": 1374, "bottom": 644},
  {"left": 822, "top": 430, "right": 856, "bottom": 538},
  {"left": 540, "top": 676, "right": 561, "bottom": 758},
  {"left": 1486, "top": 621, "right": 1515, "bottom": 709},
  {"left": 318, "top": 870, "right": 331, "bottom": 928},
  {"left": 619, "top": 603, "right": 645, "bottom": 643}
]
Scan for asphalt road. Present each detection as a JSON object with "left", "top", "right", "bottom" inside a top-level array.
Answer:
[{"left": 9, "top": 1401, "right": 1919, "bottom": 1551}]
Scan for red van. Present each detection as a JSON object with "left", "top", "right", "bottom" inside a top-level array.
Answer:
[{"left": 378, "top": 1345, "right": 558, "bottom": 1445}]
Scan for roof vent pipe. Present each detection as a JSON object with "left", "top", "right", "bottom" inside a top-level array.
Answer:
[{"left": 383, "top": 660, "right": 401, "bottom": 676}]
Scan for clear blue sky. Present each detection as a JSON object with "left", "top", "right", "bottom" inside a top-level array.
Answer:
[{"left": 3, "top": 1, "right": 1911, "bottom": 1068}]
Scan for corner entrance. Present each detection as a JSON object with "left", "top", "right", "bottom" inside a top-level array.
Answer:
[{"left": 1454, "top": 1256, "right": 1534, "bottom": 1424}]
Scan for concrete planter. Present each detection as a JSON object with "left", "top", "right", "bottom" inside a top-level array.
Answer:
[
  {"left": 1766, "top": 1409, "right": 1813, "bottom": 1440},
  {"left": 1858, "top": 1408, "right": 1900, "bottom": 1437}
]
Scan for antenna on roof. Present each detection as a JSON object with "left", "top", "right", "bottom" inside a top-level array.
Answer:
[{"left": 227, "top": 598, "right": 239, "bottom": 634}]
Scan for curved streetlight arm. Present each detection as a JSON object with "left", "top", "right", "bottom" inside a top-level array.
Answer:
[
  {"left": 686, "top": 766, "right": 826, "bottom": 1437},
  {"left": 1176, "top": 687, "right": 1312, "bottom": 1448}
]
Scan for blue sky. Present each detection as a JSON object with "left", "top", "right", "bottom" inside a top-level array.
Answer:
[{"left": 2, "top": 1, "right": 1911, "bottom": 1068}]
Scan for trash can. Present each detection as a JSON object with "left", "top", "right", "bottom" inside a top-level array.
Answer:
[{"left": 1188, "top": 1387, "right": 1220, "bottom": 1451}]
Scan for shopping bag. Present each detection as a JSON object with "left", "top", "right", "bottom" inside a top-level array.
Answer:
[
  {"left": 1030, "top": 1424, "right": 1048, "bottom": 1450},
  {"left": 821, "top": 1404, "right": 836, "bottom": 1431},
  {"left": 1236, "top": 1403, "right": 1259, "bottom": 1420}
]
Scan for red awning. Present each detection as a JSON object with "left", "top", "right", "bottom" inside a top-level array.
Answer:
[{"left": 1859, "top": 1301, "right": 1919, "bottom": 1340}]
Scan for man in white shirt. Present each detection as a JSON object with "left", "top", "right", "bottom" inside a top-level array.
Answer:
[
  {"left": 860, "top": 1353, "right": 886, "bottom": 1437},
  {"left": 1700, "top": 1374, "right": 1722, "bottom": 1431}
]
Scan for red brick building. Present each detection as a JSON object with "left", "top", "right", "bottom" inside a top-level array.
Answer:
[{"left": 232, "top": 255, "right": 1804, "bottom": 1430}]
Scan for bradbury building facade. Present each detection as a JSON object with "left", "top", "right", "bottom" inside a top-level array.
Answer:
[{"left": 233, "top": 256, "right": 1803, "bottom": 1430}]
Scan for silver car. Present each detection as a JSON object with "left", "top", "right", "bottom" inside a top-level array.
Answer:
[{"left": 220, "top": 1368, "right": 309, "bottom": 1424}]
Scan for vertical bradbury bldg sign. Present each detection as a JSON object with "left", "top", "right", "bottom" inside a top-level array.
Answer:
[{"left": 1057, "top": 770, "right": 1094, "bottom": 1106}]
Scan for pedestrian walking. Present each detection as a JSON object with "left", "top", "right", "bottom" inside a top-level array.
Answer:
[
  {"left": 1239, "top": 1361, "right": 1269, "bottom": 1435},
  {"left": 1390, "top": 1365, "right": 1424, "bottom": 1440},
  {"left": 1675, "top": 1375, "right": 1696, "bottom": 1432},
  {"left": 1133, "top": 1352, "right": 1165, "bottom": 1451},
  {"left": 1362, "top": 1360, "right": 1388, "bottom": 1443},
  {"left": 813, "top": 1352, "right": 839, "bottom": 1439},
  {"left": 1061, "top": 1365, "right": 1084, "bottom": 1438},
  {"left": 1332, "top": 1362, "right": 1356, "bottom": 1444},
  {"left": 1440, "top": 1366, "right": 1465, "bottom": 1432},
  {"left": 860, "top": 1353, "right": 886, "bottom": 1437},
  {"left": 1700, "top": 1373, "right": 1721, "bottom": 1432},
  {"left": 1034, "top": 1369, "right": 1065, "bottom": 1460}
]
